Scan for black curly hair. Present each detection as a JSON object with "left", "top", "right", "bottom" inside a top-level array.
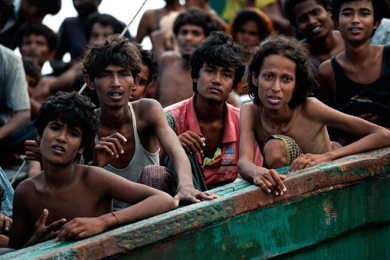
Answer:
[
  {"left": 332, "top": 0, "right": 388, "bottom": 23},
  {"left": 173, "top": 7, "right": 218, "bottom": 37},
  {"left": 284, "top": 0, "right": 331, "bottom": 28},
  {"left": 16, "top": 21, "right": 58, "bottom": 52},
  {"left": 34, "top": 92, "right": 99, "bottom": 149},
  {"left": 190, "top": 31, "right": 245, "bottom": 92},
  {"left": 245, "top": 35, "right": 315, "bottom": 108},
  {"left": 82, "top": 34, "right": 142, "bottom": 81}
]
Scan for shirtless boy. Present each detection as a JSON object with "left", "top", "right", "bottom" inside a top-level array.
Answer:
[
  {"left": 238, "top": 35, "right": 390, "bottom": 196},
  {"left": 9, "top": 92, "right": 177, "bottom": 249},
  {"left": 318, "top": 0, "right": 390, "bottom": 128},
  {"left": 164, "top": 32, "right": 263, "bottom": 190},
  {"left": 284, "top": 0, "right": 344, "bottom": 64},
  {"left": 129, "top": 43, "right": 157, "bottom": 102},
  {"left": 83, "top": 35, "right": 215, "bottom": 208}
]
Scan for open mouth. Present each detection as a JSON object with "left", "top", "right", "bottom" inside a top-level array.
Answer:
[
  {"left": 311, "top": 26, "right": 322, "bottom": 33},
  {"left": 349, "top": 28, "right": 362, "bottom": 33},
  {"left": 109, "top": 91, "right": 124, "bottom": 100},
  {"left": 52, "top": 145, "right": 65, "bottom": 153},
  {"left": 268, "top": 96, "right": 281, "bottom": 104}
]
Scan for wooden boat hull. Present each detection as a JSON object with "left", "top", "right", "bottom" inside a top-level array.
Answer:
[{"left": 3, "top": 148, "right": 390, "bottom": 259}]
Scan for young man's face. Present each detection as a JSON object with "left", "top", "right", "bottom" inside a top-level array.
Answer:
[
  {"left": 129, "top": 63, "right": 149, "bottom": 102},
  {"left": 39, "top": 119, "right": 83, "bottom": 166},
  {"left": 177, "top": 24, "right": 206, "bottom": 59},
  {"left": 89, "top": 23, "right": 115, "bottom": 43},
  {"left": 87, "top": 64, "right": 137, "bottom": 108},
  {"left": 337, "top": 0, "right": 379, "bottom": 42},
  {"left": 21, "top": 34, "right": 53, "bottom": 66},
  {"left": 73, "top": 0, "right": 100, "bottom": 18},
  {"left": 294, "top": 0, "right": 333, "bottom": 41},
  {"left": 194, "top": 63, "right": 235, "bottom": 103},
  {"left": 235, "top": 20, "right": 260, "bottom": 47},
  {"left": 252, "top": 55, "right": 296, "bottom": 110}
]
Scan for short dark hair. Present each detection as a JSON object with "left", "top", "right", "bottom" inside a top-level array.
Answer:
[
  {"left": 34, "top": 92, "right": 99, "bottom": 149},
  {"left": 82, "top": 34, "right": 142, "bottom": 81},
  {"left": 332, "top": 0, "right": 388, "bottom": 23},
  {"left": 245, "top": 35, "right": 315, "bottom": 108},
  {"left": 284, "top": 0, "right": 331, "bottom": 28},
  {"left": 173, "top": 7, "right": 218, "bottom": 37},
  {"left": 0, "top": 0, "right": 14, "bottom": 28},
  {"left": 190, "top": 31, "right": 245, "bottom": 92},
  {"left": 84, "top": 13, "right": 125, "bottom": 41},
  {"left": 134, "top": 43, "right": 157, "bottom": 89},
  {"left": 232, "top": 9, "right": 273, "bottom": 41},
  {"left": 23, "top": 57, "right": 42, "bottom": 88},
  {"left": 27, "top": 0, "right": 61, "bottom": 15},
  {"left": 16, "top": 21, "right": 57, "bottom": 51}
]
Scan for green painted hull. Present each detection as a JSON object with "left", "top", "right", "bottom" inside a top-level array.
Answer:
[{"left": 3, "top": 148, "right": 390, "bottom": 260}]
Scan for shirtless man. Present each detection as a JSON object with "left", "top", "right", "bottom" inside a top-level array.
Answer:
[
  {"left": 238, "top": 35, "right": 390, "bottom": 196},
  {"left": 9, "top": 92, "right": 177, "bottom": 249},
  {"left": 284, "top": 0, "right": 344, "bottom": 64},
  {"left": 317, "top": 0, "right": 390, "bottom": 128},
  {"left": 82, "top": 35, "right": 216, "bottom": 208},
  {"left": 164, "top": 32, "right": 263, "bottom": 190},
  {"left": 129, "top": 43, "right": 157, "bottom": 102},
  {"left": 156, "top": 8, "right": 241, "bottom": 108}
]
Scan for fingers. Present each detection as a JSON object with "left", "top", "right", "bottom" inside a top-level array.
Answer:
[
  {"left": 270, "top": 171, "right": 287, "bottom": 194},
  {"left": 358, "top": 113, "right": 373, "bottom": 119},
  {"left": 47, "top": 218, "right": 67, "bottom": 233},
  {"left": 107, "top": 132, "right": 127, "bottom": 144},
  {"left": 36, "top": 209, "right": 49, "bottom": 228},
  {"left": 4, "top": 216, "right": 12, "bottom": 232},
  {"left": 197, "top": 192, "right": 218, "bottom": 201},
  {"left": 253, "top": 170, "right": 286, "bottom": 196},
  {"left": 179, "top": 132, "right": 205, "bottom": 155},
  {"left": 203, "top": 192, "right": 218, "bottom": 199},
  {"left": 289, "top": 154, "right": 308, "bottom": 173}
]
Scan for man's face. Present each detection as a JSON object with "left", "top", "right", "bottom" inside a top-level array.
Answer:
[
  {"left": 87, "top": 64, "right": 137, "bottom": 108},
  {"left": 89, "top": 23, "right": 115, "bottom": 43},
  {"left": 337, "top": 0, "right": 378, "bottom": 42},
  {"left": 20, "top": 34, "right": 53, "bottom": 66},
  {"left": 73, "top": 0, "right": 100, "bottom": 18},
  {"left": 177, "top": 24, "right": 206, "bottom": 58},
  {"left": 40, "top": 119, "right": 83, "bottom": 166},
  {"left": 294, "top": 0, "right": 333, "bottom": 41},
  {"left": 235, "top": 20, "right": 260, "bottom": 47},
  {"left": 129, "top": 63, "right": 149, "bottom": 102},
  {"left": 195, "top": 63, "right": 235, "bottom": 103},
  {"left": 252, "top": 55, "right": 296, "bottom": 111}
]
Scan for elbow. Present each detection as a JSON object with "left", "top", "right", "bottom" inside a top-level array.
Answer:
[{"left": 381, "top": 128, "right": 390, "bottom": 147}]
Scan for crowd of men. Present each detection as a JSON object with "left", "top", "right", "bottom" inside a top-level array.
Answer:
[{"left": 0, "top": 0, "right": 389, "bottom": 252}]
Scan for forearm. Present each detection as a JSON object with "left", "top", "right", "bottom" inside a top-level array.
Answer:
[
  {"left": 325, "top": 129, "right": 390, "bottom": 160},
  {"left": 238, "top": 158, "right": 267, "bottom": 182},
  {"left": 105, "top": 195, "right": 176, "bottom": 229},
  {"left": 166, "top": 146, "right": 194, "bottom": 189},
  {"left": 0, "top": 110, "right": 30, "bottom": 141}
]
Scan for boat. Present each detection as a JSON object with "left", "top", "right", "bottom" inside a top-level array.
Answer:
[{"left": 3, "top": 147, "right": 390, "bottom": 259}]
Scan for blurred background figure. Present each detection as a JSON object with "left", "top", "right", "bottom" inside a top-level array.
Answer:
[{"left": 0, "top": 0, "right": 61, "bottom": 49}]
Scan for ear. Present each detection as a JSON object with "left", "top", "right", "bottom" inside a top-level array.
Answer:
[
  {"left": 78, "top": 146, "right": 85, "bottom": 155},
  {"left": 373, "top": 19, "right": 381, "bottom": 30},
  {"left": 193, "top": 78, "right": 197, "bottom": 83},
  {"left": 333, "top": 18, "right": 339, "bottom": 30},
  {"left": 36, "top": 133, "right": 41, "bottom": 145},
  {"left": 251, "top": 71, "right": 258, "bottom": 86},
  {"left": 293, "top": 84, "right": 299, "bottom": 93},
  {"left": 85, "top": 74, "right": 96, "bottom": 90}
]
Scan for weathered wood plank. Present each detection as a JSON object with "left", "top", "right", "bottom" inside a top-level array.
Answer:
[{"left": 3, "top": 147, "right": 390, "bottom": 260}]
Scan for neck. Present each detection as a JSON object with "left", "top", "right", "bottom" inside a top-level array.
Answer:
[
  {"left": 180, "top": 57, "right": 191, "bottom": 70},
  {"left": 164, "top": 0, "right": 182, "bottom": 10},
  {"left": 98, "top": 103, "right": 132, "bottom": 131},
  {"left": 185, "top": 0, "right": 209, "bottom": 9},
  {"left": 194, "top": 94, "right": 225, "bottom": 123},
  {"left": 42, "top": 159, "right": 77, "bottom": 188},
  {"left": 343, "top": 39, "right": 372, "bottom": 63},
  {"left": 308, "top": 30, "right": 338, "bottom": 55},
  {"left": 262, "top": 105, "right": 294, "bottom": 128}
]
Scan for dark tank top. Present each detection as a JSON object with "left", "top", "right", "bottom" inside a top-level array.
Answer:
[{"left": 331, "top": 45, "right": 390, "bottom": 108}]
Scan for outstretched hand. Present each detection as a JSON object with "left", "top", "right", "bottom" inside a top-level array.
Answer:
[
  {"left": 252, "top": 168, "right": 287, "bottom": 196},
  {"left": 288, "top": 153, "right": 333, "bottom": 173},
  {"left": 56, "top": 217, "right": 107, "bottom": 242},
  {"left": 25, "top": 209, "right": 66, "bottom": 247},
  {"left": 91, "top": 132, "right": 127, "bottom": 167},
  {"left": 174, "top": 186, "right": 217, "bottom": 204},
  {"left": 0, "top": 214, "right": 12, "bottom": 232}
]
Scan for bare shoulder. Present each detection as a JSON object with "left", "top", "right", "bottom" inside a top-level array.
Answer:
[
  {"left": 132, "top": 99, "right": 164, "bottom": 120},
  {"left": 301, "top": 97, "right": 329, "bottom": 117},
  {"left": 14, "top": 174, "right": 40, "bottom": 201},
  {"left": 241, "top": 102, "right": 259, "bottom": 116},
  {"left": 318, "top": 59, "right": 333, "bottom": 79},
  {"left": 241, "top": 103, "right": 261, "bottom": 125}
]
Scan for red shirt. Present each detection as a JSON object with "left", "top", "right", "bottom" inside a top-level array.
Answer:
[{"left": 164, "top": 95, "right": 263, "bottom": 189}]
